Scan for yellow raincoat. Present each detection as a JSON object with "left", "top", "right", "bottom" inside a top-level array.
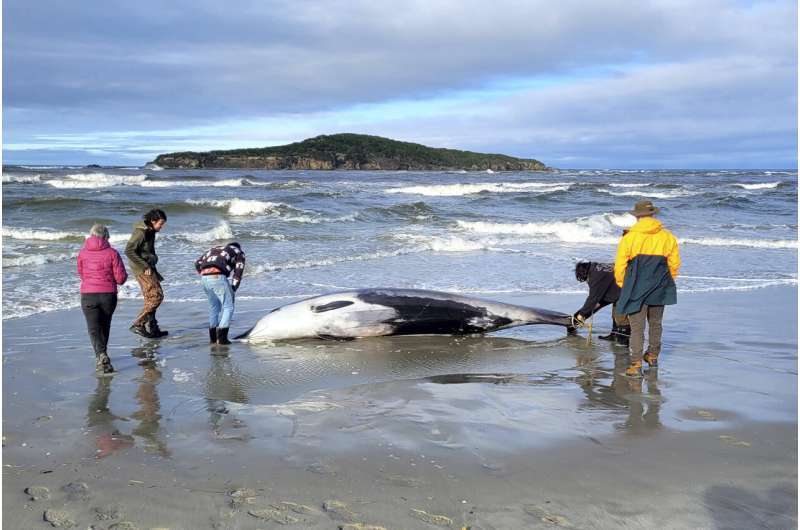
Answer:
[{"left": 614, "top": 217, "right": 681, "bottom": 287}]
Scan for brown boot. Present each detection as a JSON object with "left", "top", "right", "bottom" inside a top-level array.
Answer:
[
  {"left": 643, "top": 352, "right": 659, "bottom": 367},
  {"left": 625, "top": 360, "right": 643, "bottom": 377}
]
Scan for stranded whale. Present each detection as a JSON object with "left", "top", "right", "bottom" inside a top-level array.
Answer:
[{"left": 236, "top": 288, "right": 573, "bottom": 342}]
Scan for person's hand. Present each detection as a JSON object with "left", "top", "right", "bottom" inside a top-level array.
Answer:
[{"left": 572, "top": 313, "right": 585, "bottom": 327}]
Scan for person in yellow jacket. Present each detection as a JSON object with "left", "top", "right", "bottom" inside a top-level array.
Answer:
[{"left": 614, "top": 200, "right": 681, "bottom": 377}]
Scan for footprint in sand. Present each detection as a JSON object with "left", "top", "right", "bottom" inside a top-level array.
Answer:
[
  {"left": 523, "top": 505, "right": 573, "bottom": 527},
  {"left": 719, "top": 435, "right": 752, "bottom": 447},
  {"left": 248, "top": 507, "right": 305, "bottom": 525},
  {"left": 228, "top": 487, "right": 259, "bottom": 508},
  {"left": 409, "top": 508, "right": 453, "bottom": 527},
  {"left": 382, "top": 474, "right": 424, "bottom": 487},
  {"left": 43, "top": 509, "right": 76, "bottom": 528},
  {"left": 24, "top": 486, "right": 50, "bottom": 501},
  {"left": 323, "top": 500, "right": 360, "bottom": 523}
]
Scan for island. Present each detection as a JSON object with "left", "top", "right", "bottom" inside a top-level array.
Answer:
[{"left": 151, "top": 133, "right": 549, "bottom": 171}]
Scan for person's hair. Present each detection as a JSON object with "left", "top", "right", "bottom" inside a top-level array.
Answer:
[
  {"left": 143, "top": 208, "right": 167, "bottom": 227},
  {"left": 89, "top": 223, "right": 110, "bottom": 240},
  {"left": 575, "top": 261, "right": 591, "bottom": 282},
  {"left": 228, "top": 241, "right": 241, "bottom": 249}
]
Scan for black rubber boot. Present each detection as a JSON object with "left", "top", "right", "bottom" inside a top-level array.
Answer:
[
  {"left": 130, "top": 322, "right": 157, "bottom": 339},
  {"left": 147, "top": 314, "right": 168, "bottom": 338},
  {"left": 616, "top": 325, "right": 631, "bottom": 346},
  {"left": 209, "top": 327, "right": 218, "bottom": 343},
  {"left": 599, "top": 322, "right": 618, "bottom": 341},
  {"left": 217, "top": 328, "right": 231, "bottom": 345}
]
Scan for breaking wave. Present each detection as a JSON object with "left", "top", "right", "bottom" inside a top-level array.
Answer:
[
  {"left": 598, "top": 188, "right": 699, "bottom": 199},
  {"left": 2, "top": 227, "right": 128, "bottom": 243},
  {"left": 386, "top": 182, "right": 572, "bottom": 196},
  {"left": 731, "top": 182, "right": 781, "bottom": 190},
  {"left": 3, "top": 227, "right": 84, "bottom": 242},
  {"left": 2, "top": 174, "right": 42, "bottom": 184},
  {"left": 679, "top": 237, "right": 797, "bottom": 249},
  {"left": 140, "top": 177, "right": 269, "bottom": 188},
  {"left": 3, "top": 252, "right": 78, "bottom": 268},
  {"left": 46, "top": 173, "right": 148, "bottom": 188},
  {"left": 456, "top": 213, "right": 636, "bottom": 245},
  {"left": 186, "top": 198, "right": 300, "bottom": 217},
  {"left": 174, "top": 221, "right": 235, "bottom": 242}
]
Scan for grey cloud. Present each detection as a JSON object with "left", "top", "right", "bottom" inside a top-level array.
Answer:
[
  {"left": 5, "top": 1, "right": 795, "bottom": 121},
  {"left": 3, "top": 0, "right": 797, "bottom": 167}
]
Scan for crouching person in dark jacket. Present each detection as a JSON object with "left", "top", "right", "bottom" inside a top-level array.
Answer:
[
  {"left": 195, "top": 242, "right": 246, "bottom": 345},
  {"left": 574, "top": 261, "right": 630, "bottom": 345}
]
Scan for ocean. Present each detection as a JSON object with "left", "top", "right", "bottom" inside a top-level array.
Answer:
[{"left": 2, "top": 166, "right": 797, "bottom": 321}]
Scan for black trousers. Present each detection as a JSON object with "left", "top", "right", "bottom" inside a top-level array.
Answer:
[{"left": 81, "top": 293, "right": 118, "bottom": 355}]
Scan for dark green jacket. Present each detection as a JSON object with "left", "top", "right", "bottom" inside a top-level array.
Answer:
[
  {"left": 125, "top": 221, "right": 161, "bottom": 278},
  {"left": 617, "top": 255, "right": 677, "bottom": 315}
]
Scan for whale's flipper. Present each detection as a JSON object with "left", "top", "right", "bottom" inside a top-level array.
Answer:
[
  {"left": 233, "top": 326, "right": 255, "bottom": 340},
  {"left": 311, "top": 300, "right": 354, "bottom": 313}
]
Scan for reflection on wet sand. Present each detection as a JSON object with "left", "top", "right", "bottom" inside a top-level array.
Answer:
[
  {"left": 132, "top": 365, "right": 170, "bottom": 457},
  {"left": 204, "top": 355, "right": 250, "bottom": 441},
  {"left": 574, "top": 351, "right": 663, "bottom": 434},
  {"left": 86, "top": 378, "right": 134, "bottom": 459},
  {"left": 427, "top": 348, "right": 663, "bottom": 436},
  {"left": 85, "top": 349, "right": 171, "bottom": 459}
]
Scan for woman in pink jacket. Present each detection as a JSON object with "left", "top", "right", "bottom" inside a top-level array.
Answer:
[{"left": 77, "top": 224, "right": 128, "bottom": 374}]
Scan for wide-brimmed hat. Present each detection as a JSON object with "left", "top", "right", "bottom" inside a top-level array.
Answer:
[{"left": 630, "top": 200, "right": 659, "bottom": 217}]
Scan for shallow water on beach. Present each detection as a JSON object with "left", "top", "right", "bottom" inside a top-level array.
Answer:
[{"left": 3, "top": 288, "right": 797, "bottom": 528}]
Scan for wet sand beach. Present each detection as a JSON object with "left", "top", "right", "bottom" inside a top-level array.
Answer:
[{"left": 3, "top": 286, "right": 797, "bottom": 529}]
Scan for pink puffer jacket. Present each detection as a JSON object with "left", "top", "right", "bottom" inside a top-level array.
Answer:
[{"left": 77, "top": 236, "right": 128, "bottom": 293}]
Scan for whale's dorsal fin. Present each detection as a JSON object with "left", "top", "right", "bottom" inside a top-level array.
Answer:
[{"left": 311, "top": 300, "right": 354, "bottom": 313}]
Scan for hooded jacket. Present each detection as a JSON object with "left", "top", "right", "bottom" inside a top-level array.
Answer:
[
  {"left": 77, "top": 236, "right": 128, "bottom": 293},
  {"left": 614, "top": 217, "right": 680, "bottom": 288},
  {"left": 125, "top": 221, "right": 161, "bottom": 278},
  {"left": 614, "top": 217, "right": 681, "bottom": 315}
]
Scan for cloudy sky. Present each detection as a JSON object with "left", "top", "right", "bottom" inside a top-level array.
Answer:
[{"left": 3, "top": 0, "right": 797, "bottom": 168}]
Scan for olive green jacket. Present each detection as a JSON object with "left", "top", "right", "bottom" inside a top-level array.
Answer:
[{"left": 125, "top": 221, "right": 162, "bottom": 279}]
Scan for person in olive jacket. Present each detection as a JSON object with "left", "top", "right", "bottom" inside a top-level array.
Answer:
[
  {"left": 126, "top": 209, "right": 168, "bottom": 338},
  {"left": 614, "top": 200, "right": 681, "bottom": 377}
]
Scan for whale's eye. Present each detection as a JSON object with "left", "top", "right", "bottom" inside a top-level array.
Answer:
[{"left": 311, "top": 300, "right": 354, "bottom": 313}]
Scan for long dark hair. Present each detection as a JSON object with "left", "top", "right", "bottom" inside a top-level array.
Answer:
[
  {"left": 143, "top": 208, "right": 167, "bottom": 227},
  {"left": 575, "top": 261, "right": 591, "bottom": 282}
]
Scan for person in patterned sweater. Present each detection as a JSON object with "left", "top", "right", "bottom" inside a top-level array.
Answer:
[{"left": 195, "top": 242, "right": 246, "bottom": 345}]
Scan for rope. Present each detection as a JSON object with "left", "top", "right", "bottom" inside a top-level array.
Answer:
[{"left": 586, "top": 313, "right": 593, "bottom": 344}]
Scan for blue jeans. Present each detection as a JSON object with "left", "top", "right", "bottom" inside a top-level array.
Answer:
[{"left": 201, "top": 275, "right": 235, "bottom": 329}]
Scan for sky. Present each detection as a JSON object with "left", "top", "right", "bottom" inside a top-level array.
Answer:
[{"left": 2, "top": 0, "right": 798, "bottom": 168}]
